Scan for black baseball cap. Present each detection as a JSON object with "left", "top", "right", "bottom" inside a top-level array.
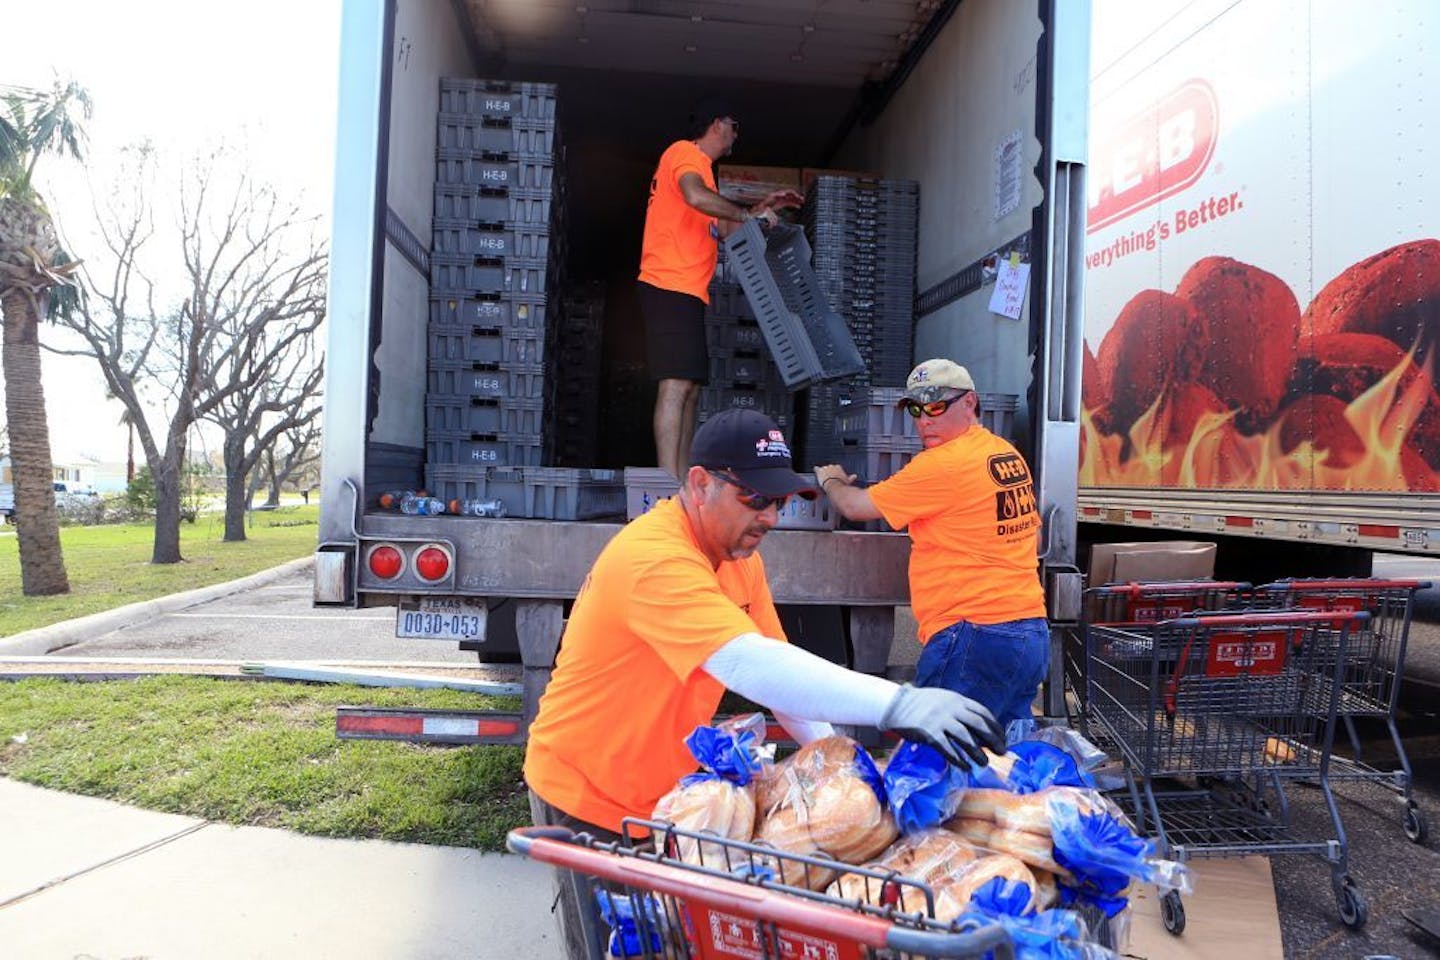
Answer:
[{"left": 690, "top": 409, "right": 819, "bottom": 500}]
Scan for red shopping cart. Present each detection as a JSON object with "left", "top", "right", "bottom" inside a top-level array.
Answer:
[
  {"left": 1252, "top": 578, "right": 1431, "bottom": 842},
  {"left": 508, "top": 821, "right": 1031, "bottom": 959},
  {"left": 1065, "top": 581, "right": 1251, "bottom": 738},
  {"left": 1085, "top": 610, "right": 1371, "bottom": 935}
]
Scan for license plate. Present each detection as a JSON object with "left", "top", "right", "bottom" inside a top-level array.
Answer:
[{"left": 396, "top": 598, "right": 488, "bottom": 641}]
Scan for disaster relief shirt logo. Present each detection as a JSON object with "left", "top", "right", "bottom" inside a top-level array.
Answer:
[{"left": 989, "top": 452, "right": 1039, "bottom": 538}]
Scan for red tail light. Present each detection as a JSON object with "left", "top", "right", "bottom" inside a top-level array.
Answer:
[
  {"left": 366, "top": 544, "right": 404, "bottom": 580},
  {"left": 413, "top": 543, "right": 452, "bottom": 583}
]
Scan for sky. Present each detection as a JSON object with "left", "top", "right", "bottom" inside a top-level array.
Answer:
[{"left": 3, "top": 0, "right": 342, "bottom": 465}]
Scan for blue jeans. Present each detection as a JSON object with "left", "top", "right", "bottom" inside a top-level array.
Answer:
[{"left": 914, "top": 617, "right": 1051, "bottom": 730}]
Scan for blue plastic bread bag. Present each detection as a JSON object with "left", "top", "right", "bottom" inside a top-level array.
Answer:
[
  {"left": 680, "top": 712, "right": 770, "bottom": 787},
  {"left": 960, "top": 879, "right": 1119, "bottom": 960},
  {"left": 1047, "top": 792, "right": 1192, "bottom": 912},
  {"left": 1003, "top": 742, "right": 1094, "bottom": 794},
  {"left": 882, "top": 740, "right": 970, "bottom": 832},
  {"left": 595, "top": 890, "right": 665, "bottom": 957}
]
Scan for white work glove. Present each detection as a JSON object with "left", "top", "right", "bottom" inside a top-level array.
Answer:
[{"left": 879, "top": 685, "right": 1006, "bottom": 770}]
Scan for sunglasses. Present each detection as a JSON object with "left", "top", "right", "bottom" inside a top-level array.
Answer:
[
  {"left": 707, "top": 470, "right": 788, "bottom": 511},
  {"left": 902, "top": 392, "right": 968, "bottom": 419},
  {"left": 721, "top": 117, "right": 740, "bottom": 134}
]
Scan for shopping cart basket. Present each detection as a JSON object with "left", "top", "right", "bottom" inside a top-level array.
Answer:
[
  {"left": 1253, "top": 578, "right": 1431, "bottom": 842},
  {"left": 508, "top": 821, "right": 1018, "bottom": 959},
  {"left": 1065, "top": 581, "right": 1251, "bottom": 738},
  {"left": 1086, "top": 610, "right": 1371, "bottom": 934}
]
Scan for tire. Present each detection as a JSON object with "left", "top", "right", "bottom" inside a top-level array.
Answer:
[
  {"left": 1161, "top": 890, "right": 1186, "bottom": 935},
  {"left": 1337, "top": 877, "right": 1368, "bottom": 930},
  {"left": 1404, "top": 804, "right": 1427, "bottom": 844}
]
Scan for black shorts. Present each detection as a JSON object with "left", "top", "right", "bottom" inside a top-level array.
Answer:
[{"left": 638, "top": 281, "right": 709, "bottom": 384}]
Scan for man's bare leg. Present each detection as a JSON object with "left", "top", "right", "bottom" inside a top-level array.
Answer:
[{"left": 654, "top": 378, "right": 699, "bottom": 477}]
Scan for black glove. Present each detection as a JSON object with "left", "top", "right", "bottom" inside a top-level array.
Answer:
[{"left": 879, "top": 684, "right": 1006, "bottom": 769}]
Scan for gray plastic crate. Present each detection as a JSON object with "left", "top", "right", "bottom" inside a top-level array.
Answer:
[
  {"left": 708, "top": 352, "right": 785, "bottom": 390},
  {"left": 439, "top": 79, "right": 557, "bottom": 120},
  {"left": 464, "top": 257, "right": 552, "bottom": 296},
  {"left": 485, "top": 467, "right": 625, "bottom": 520},
  {"left": 698, "top": 385, "right": 793, "bottom": 427},
  {"left": 426, "top": 394, "right": 545, "bottom": 436},
  {"left": 431, "top": 221, "right": 551, "bottom": 259},
  {"left": 430, "top": 293, "right": 547, "bottom": 331},
  {"left": 425, "top": 432, "right": 544, "bottom": 467},
  {"left": 977, "top": 393, "right": 1020, "bottom": 440},
  {"left": 434, "top": 150, "right": 554, "bottom": 190},
  {"left": 427, "top": 361, "right": 547, "bottom": 399},
  {"left": 723, "top": 220, "right": 865, "bottom": 391},
  {"left": 436, "top": 113, "right": 558, "bottom": 155},
  {"left": 432, "top": 183, "right": 553, "bottom": 225},
  {"left": 428, "top": 325, "right": 546, "bottom": 366},
  {"left": 425, "top": 463, "right": 488, "bottom": 505},
  {"left": 836, "top": 387, "right": 917, "bottom": 442},
  {"left": 839, "top": 445, "right": 918, "bottom": 485},
  {"left": 623, "top": 467, "right": 837, "bottom": 530}
]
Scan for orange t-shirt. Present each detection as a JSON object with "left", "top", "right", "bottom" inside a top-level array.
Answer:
[
  {"left": 523, "top": 497, "right": 787, "bottom": 833},
  {"left": 868, "top": 426, "right": 1046, "bottom": 641},
  {"left": 638, "top": 140, "right": 719, "bottom": 303}
]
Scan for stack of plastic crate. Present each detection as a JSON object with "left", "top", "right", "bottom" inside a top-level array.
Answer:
[
  {"left": 699, "top": 260, "right": 795, "bottom": 431},
  {"left": 428, "top": 79, "right": 564, "bottom": 478},
  {"left": 798, "top": 176, "right": 919, "bottom": 468},
  {"left": 427, "top": 79, "right": 625, "bottom": 518},
  {"left": 547, "top": 283, "right": 605, "bottom": 467}
]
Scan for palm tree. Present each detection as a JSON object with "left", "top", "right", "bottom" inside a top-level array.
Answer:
[{"left": 0, "top": 80, "right": 91, "bottom": 595}]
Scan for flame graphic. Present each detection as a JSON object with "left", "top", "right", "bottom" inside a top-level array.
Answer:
[{"left": 1081, "top": 346, "right": 1440, "bottom": 492}]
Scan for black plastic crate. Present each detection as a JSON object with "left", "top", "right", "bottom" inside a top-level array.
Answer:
[
  {"left": 428, "top": 324, "right": 546, "bottom": 365},
  {"left": 836, "top": 387, "right": 917, "bottom": 441},
  {"left": 722, "top": 221, "right": 865, "bottom": 390},
  {"left": 439, "top": 79, "right": 557, "bottom": 120},
  {"left": 429, "top": 293, "right": 548, "bottom": 331},
  {"left": 426, "top": 393, "right": 545, "bottom": 436},
  {"left": 708, "top": 352, "right": 785, "bottom": 390},
  {"left": 425, "top": 431, "right": 544, "bottom": 467},
  {"left": 482, "top": 467, "right": 625, "bottom": 520},
  {"left": 705, "top": 319, "right": 766, "bottom": 353},
  {"left": 427, "top": 361, "right": 547, "bottom": 399},
  {"left": 436, "top": 112, "right": 558, "bottom": 155},
  {"left": 698, "top": 386, "right": 793, "bottom": 428}
]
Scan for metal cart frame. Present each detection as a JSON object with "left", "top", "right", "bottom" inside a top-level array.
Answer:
[
  {"left": 509, "top": 821, "right": 1020, "bottom": 959},
  {"left": 1085, "top": 610, "right": 1371, "bottom": 934},
  {"left": 1253, "top": 578, "right": 1431, "bottom": 842}
]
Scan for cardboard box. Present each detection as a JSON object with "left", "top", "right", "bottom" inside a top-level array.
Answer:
[
  {"left": 800, "top": 167, "right": 882, "bottom": 195},
  {"left": 1087, "top": 540, "right": 1217, "bottom": 585},
  {"left": 715, "top": 164, "right": 801, "bottom": 206}
]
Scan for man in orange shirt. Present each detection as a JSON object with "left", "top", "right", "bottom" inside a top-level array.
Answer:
[
  {"left": 638, "top": 97, "right": 802, "bottom": 478},
  {"left": 525, "top": 408, "right": 1004, "bottom": 959},
  {"left": 817, "top": 359, "right": 1049, "bottom": 735}
]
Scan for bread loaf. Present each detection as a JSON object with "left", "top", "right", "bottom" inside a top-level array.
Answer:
[
  {"left": 984, "top": 826, "right": 1068, "bottom": 877},
  {"left": 651, "top": 778, "right": 756, "bottom": 865},
  {"left": 954, "top": 788, "right": 1010, "bottom": 823},
  {"left": 828, "top": 829, "right": 985, "bottom": 915},
  {"left": 944, "top": 817, "right": 996, "bottom": 848},
  {"left": 932, "top": 854, "right": 1038, "bottom": 921}
]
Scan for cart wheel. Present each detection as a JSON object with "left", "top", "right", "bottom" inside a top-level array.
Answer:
[
  {"left": 1404, "top": 804, "right": 1427, "bottom": 844},
  {"left": 1336, "top": 877, "right": 1368, "bottom": 930},
  {"left": 1161, "top": 891, "right": 1186, "bottom": 935}
]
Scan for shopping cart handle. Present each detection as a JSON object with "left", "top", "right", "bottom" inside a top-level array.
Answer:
[
  {"left": 507, "top": 825, "right": 577, "bottom": 857},
  {"left": 1266, "top": 578, "right": 1433, "bottom": 591},
  {"left": 1164, "top": 610, "right": 1370, "bottom": 628},
  {"left": 1102, "top": 580, "right": 1249, "bottom": 596}
]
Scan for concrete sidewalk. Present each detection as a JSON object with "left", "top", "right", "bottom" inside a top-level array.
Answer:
[{"left": 0, "top": 778, "right": 564, "bottom": 960}]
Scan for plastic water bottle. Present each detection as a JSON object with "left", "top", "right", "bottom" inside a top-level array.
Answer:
[
  {"left": 448, "top": 498, "right": 507, "bottom": 518},
  {"left": 377, "top": 489, "right": 425, "bottom": 510},
  {"left": 399, "top": 494, "right": 447, "bottom": 516}
]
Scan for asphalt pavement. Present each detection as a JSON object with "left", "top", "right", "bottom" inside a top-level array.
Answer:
[{"left": 3, "top": 558, "right": 1440, "bottom": 957}]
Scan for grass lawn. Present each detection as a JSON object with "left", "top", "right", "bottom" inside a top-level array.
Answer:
[
  {"left": 0, "top": 505, "right": 320, "bottom": 637},
  {"left": 0, "top": 675, "right": 530, "bottom": 850}
]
